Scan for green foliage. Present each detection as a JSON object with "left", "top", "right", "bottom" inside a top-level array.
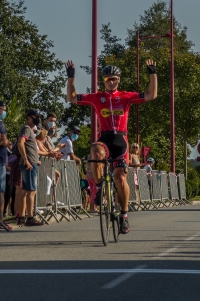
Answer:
[
  {"left": 185, "top": 166, "right": 200, "bottom": 198},
  {"left": 91, "top": 1, "right": 200, "bottom": 173},
  {"left": 185, "top": 180, "right": 199, "bottom": 199},
  {"left": 0, "top": 0, "right": 66, "bottom": 137}
]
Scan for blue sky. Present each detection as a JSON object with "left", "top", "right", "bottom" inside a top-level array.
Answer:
[{"left": 22, "top": 0, "right": 200, "bottom": 94}]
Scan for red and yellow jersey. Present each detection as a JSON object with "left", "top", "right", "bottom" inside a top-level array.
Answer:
[{"left": 77, "top": 90, "right": 145, "bottom": 133}]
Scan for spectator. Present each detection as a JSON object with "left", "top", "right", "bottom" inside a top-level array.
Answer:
[
  {"left": 0, "top": 100, "right": 14, "bottom": 230},
  {"left": 143, "top": 157, "right": 155, "bottom": 176},
  {"left": 9, "top": 136, "right": 23, "bottom": 224},
  {"left": 42, "top": 112, "right": 58, "bottom": 150},
  {"left": 129, "top": 143, "right": 141, "bottom": 204},
  {"left": 4, "top": 141, "right": 16, "bottom": 217},
  {"left": 86, "top": 153, "right": 99, "bottom": 213},
  {"left": 129, "top": 143, "right": 141, "bottom": 169},
  {"left": 58, "top": 125, "right": 81, "bottom": 166},
  {"left": 41, "top": 114, "right": 66, "bottom": 185},
  {"left": 17, "top": 108, "right": 44, "bottom": 226}
]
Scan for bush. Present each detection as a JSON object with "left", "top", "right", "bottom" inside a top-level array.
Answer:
[{"left": 185, "top": 180, "right": 199, "bottom": 199}]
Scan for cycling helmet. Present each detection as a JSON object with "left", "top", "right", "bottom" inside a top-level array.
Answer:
[
  {"left": 101, "top": 65, "right": 122, "bottom": 77},
  {"left": 147, "top": 157, "right": 155, "bottom": 164}
]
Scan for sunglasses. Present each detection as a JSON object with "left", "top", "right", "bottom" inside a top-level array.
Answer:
[
  {"left": 132, "top": 146, "right": 138, "bottom": 148},
  {"left": 103, "top": 77, "right": 119, "bottom": 82}
]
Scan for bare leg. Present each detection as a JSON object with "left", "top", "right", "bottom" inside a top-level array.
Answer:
[
  {"left": 26, "top": 191, "right": 36, "bottom": 217},
  {"left": 91, "top": 145, "right": 105, "bottom": 184},
  {"left": 19, "top": 189, "right": 27, "bottom": 217},
  {"left": 14, "top": 185, "right": 23, "bottom": 216},
  {"left": 114, "top": 168, "right": 129, "bottom": 212}
]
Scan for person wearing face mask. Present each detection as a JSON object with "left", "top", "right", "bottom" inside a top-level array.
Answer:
[
  {"left": 58, "top": 125, "right": 81, "bottom": 165},
  {"left": 0, "top": 100, "right": 14, "bottom": 230},
  {"left": 17, "top": 108, "right": 44, "bottom": 226},
  {"left": 42, "top": 112, "right": 66, "bottom": 153}
]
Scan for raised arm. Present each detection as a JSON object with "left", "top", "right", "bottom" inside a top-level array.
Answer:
[
  {"left": 66, "top": 60, "right": 78, "bottom": 103},
  {"left": 144, "top": 59, "right": 157, "bottom": 102}
]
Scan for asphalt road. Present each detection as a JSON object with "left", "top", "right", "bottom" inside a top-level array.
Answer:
[{"left": 1, "top": 204, "right": 200, "bottom": 301}]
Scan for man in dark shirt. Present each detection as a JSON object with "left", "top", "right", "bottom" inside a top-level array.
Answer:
[{"left": 18, "top": 109, "right": 44, "bottom": 226}]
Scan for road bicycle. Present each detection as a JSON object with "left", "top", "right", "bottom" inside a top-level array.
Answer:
[{"left": 88, "top": 157, "right": 127, "bottom": 246}]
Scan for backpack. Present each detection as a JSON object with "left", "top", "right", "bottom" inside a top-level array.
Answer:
[{"left": 11, "top": 136, "right": 18, "bottom": 155}]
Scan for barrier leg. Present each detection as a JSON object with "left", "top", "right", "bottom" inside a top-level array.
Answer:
[
  {"left": 0, "top": 220, "right": 11, "bottom": 232},
  {"left": 36, "top": 210, "right": 50, "bottom": 225},
  {"left": 79, "top": 206, "right": 91, "bottom": 218},
  {"left": 128, "top": 203, "right": 135, "bottom": 212},
  {"left": 57, "top": 208, "right": 71, "bottom": 222},
  {"left": 184, "top": 198, "right": 193, "bottom": 205},
  {"left": 70, "top": 208, "right": 82, "bottom": 220}
]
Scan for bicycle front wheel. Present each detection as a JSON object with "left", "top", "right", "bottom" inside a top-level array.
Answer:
[
  {"left": 100, "top": 180, "right": 111, "bottom": 246},
  {"left": 112, "top": 196, "right": 120, "bottom": 243}
]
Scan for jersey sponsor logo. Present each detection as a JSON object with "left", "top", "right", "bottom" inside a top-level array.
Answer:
[
  {"left": 101, "top": 108, "right": 124, "bottom": 118},
  {"left": 100, "top": 97, "right": 106, "bottom": 103},
  {"left": 115, "top": 96, "right": 121, "bottom": 102}
]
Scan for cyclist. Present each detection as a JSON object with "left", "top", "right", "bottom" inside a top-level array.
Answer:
[{"left": 66, "top": 59, "right": 157, "bottom": 234}]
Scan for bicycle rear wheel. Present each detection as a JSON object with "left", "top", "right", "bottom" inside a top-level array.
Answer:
[{"left": 100, "top": 180, "right": 111, "bottom": 246}]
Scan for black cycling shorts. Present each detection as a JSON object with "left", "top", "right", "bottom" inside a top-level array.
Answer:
[{"left": 97, "top": 133, "right": 128, "bottom": 160}]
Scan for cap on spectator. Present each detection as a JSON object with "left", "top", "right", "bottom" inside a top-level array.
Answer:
[
  {"left": 27, "top": 108, "right": 42, "bottom": 117},
  {"left": 70, "top": 125, "right": 80, "bottom": 133},
  {"left": 0, "top": 100, "right": 6, "bottom": 106}
]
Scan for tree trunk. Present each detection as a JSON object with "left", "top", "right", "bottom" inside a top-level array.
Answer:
[{"left": 183, "top": 133, "right": 187, "bottom": 180}]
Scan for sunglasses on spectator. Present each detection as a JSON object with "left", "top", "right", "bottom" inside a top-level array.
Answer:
[
  {"left": 103, "top": 77, "right": 119, "bottom": 82},
  {"left": 132, "top": 146, "right": 138, "bottom": 148}
]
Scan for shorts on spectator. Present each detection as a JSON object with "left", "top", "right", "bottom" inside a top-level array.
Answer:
[
  {"left": 20, "top": 164, "right": 38, "bottom": 191},
  {"left": 0, "top": 164, "right": 6, "bottom": 193}
]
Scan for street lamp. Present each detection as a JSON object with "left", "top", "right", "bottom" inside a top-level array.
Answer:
[
  {"left": 170, "top": 0, "right": 175, "bottom": 173},
  {"left": 136, "top": 30, "right": 171, "bottom": 145}
]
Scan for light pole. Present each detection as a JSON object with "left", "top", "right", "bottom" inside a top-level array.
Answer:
[
  {"left": 91, "top": 0, "right": 98, "bottom": 143},
  {"left": 136, "top": 30, "right": 171, "bottom": 145},
  {"left": 170, "top": 0, "right": 175, "bottom": 172}
]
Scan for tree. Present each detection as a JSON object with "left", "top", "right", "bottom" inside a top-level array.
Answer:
[
  {"left": 0, "top": 0, "right": 66, "bottom": 138},
  {"left": 93, "top": 1, "right": 200, "bottom": 174}
]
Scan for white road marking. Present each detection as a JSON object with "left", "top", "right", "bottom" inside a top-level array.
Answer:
[
  {"left": 103, "top": 265, "right": 146, "bottom": 289},
  {"left": 0, "top": 268, "right": 200, "bottom": 274},
  {"left": 153, "top": 233, "right": 200, "bottom": 259}
]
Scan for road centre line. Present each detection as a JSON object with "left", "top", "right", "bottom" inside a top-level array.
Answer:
[
  {"left": 153, "top": 233, "right": 200, "bottom": 259},
  {"left": 1, "top": 268, "right": 200, "bottom": 274}
]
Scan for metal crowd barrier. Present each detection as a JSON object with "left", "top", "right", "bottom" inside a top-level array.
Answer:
[
  {"left": 127, "top": 169, "right": 188, "bottom": 210},
  {"left": 35, "top": 159, "right": 189, "bottom": 224},
  {"left": 160, "top": 171, "right": 174, "bottom": 206},
  {"left": 168, "top": 172, "right": 186, "bottom": 205},
  {"left": 126, "top": 167, "right": 143, "bottom": 211},
  {"left": 36, "top": 157, "right": 91, "bottom": 224},
  {"left": 151, "top": 170, "right": 167, "bottom": 208},
  {"left": 177, "top": 173, "right": 192, "bottom": 205}
]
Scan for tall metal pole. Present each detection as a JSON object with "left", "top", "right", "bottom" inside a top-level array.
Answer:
[
  {"left": 136, "top": 28, "right": 140, "bottom": 144},
  {"left": 91, "top": 0, "right": 98, "bottom": 143},
  {"left": 170, "top": 0, "right": 175, "bottom": 172}
]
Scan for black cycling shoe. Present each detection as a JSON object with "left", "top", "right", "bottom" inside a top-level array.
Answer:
[
  {"left": 94, "top": 186, "right": 101, "bottom": 206},
  {"left": 119, "top": 216, "right": 130, "bottom": 234}
]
